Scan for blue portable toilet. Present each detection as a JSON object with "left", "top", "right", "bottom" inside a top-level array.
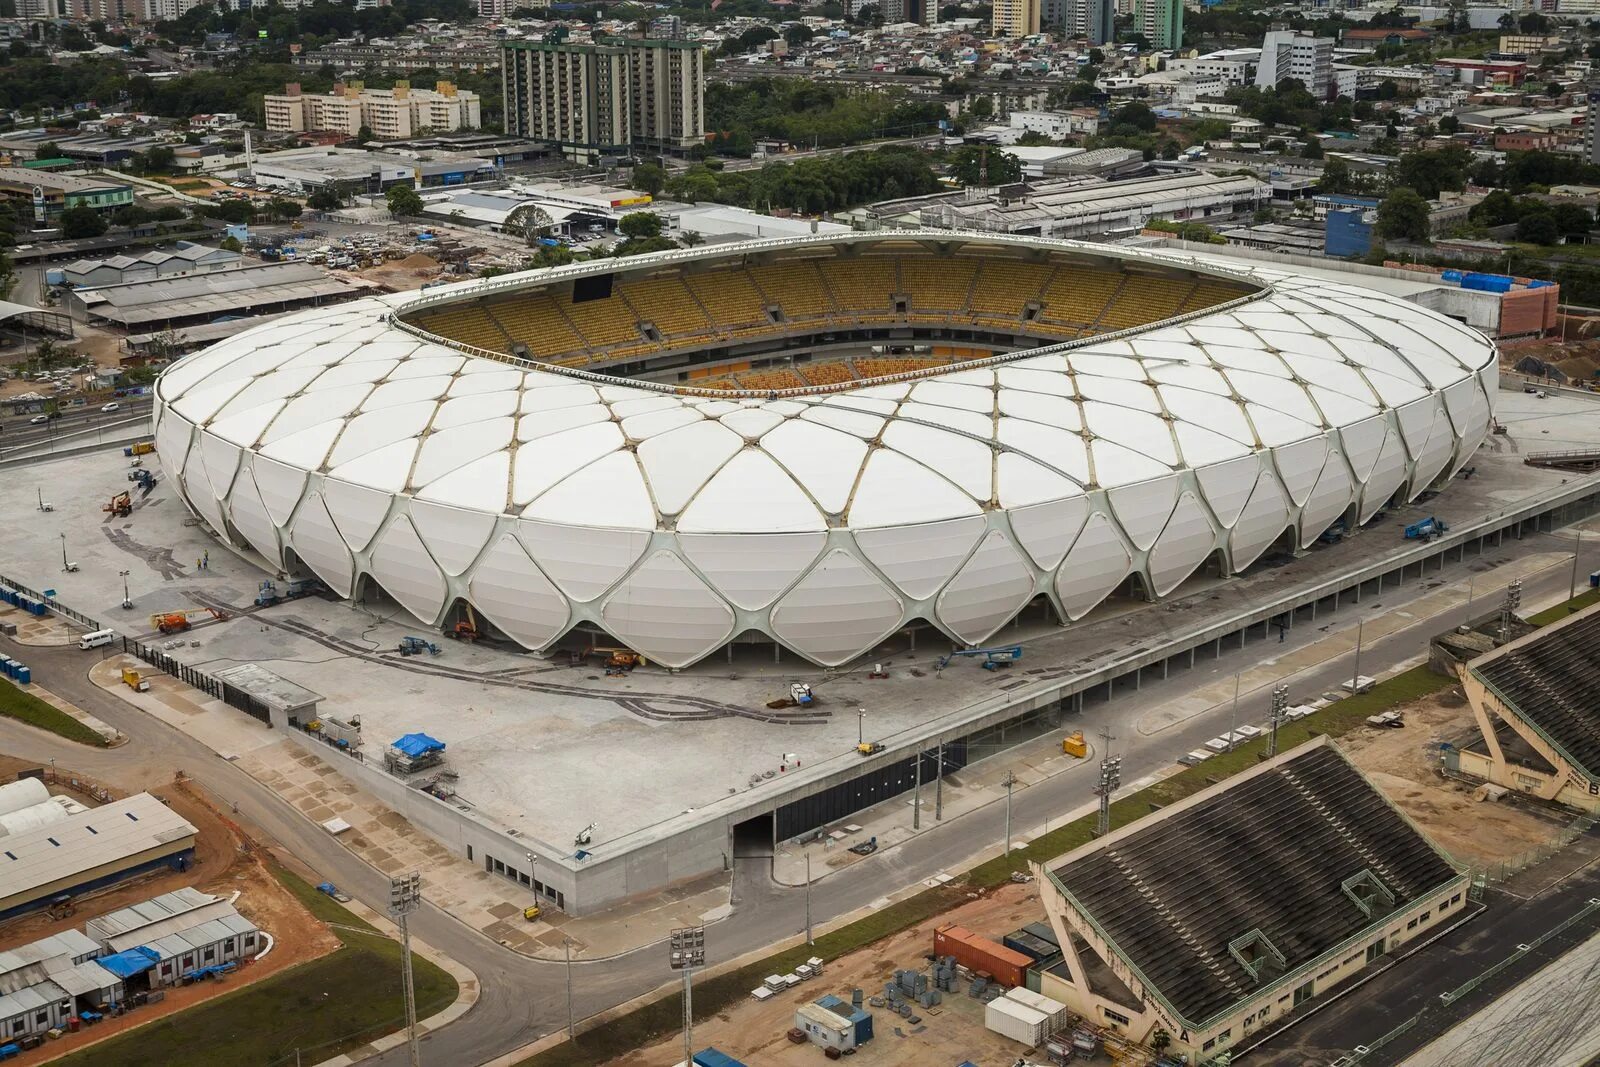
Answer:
[{"left": 15, "top": 666, "right": 30, "bottom": 685}]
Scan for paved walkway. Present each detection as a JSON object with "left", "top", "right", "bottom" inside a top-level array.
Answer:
[
  {"left": 85, "top": 657, "right": 729, "bottom": 962},
  {"left": 0, "top": 603, "right": 77, "bottom": 646},
  {"left": 19, "top": 679, "right": 124, "bottom": 745}
]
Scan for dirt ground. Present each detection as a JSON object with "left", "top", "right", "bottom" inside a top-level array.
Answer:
[
  {"left": 1335, "top": 688, "right": 1568, "bottom": 867},
  {"left": 1502, "top": 336, "right": 1600, "bottom": 383},
  {"left": 356, "top": 252, "right": 445, "bottom": 293},
  {"left": 610, "top": 882, "right": 1070, "bottom": 1067}
]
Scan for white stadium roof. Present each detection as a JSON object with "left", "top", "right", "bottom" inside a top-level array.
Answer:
[{"left": 152, "top": 233, "right": 1497, "bottom": 669}]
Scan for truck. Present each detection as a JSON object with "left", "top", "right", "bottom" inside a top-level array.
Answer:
[
  {"left": 122, "top": 441, "right": 155, "bottom": 457},
  {"left": 121, "top": 667, "right": 150, "bottom": 692}
]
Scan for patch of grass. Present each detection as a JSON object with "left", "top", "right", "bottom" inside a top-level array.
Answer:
[
  {"left": 51, "top": 863, "right": 454, "bottom": 1067},
  {"left": 273, "top": 863, "right": 379, "bottom": 932},
  {"left": 1526, "top": 588, "right": 1600, "bottom": 626},
  {"left": 0, "top": 675, "right": 108, "bottom": 746}
]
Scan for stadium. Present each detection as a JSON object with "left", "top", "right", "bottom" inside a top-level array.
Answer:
[{"left": 151, "top": 232, "right": 1497, "bottom": 670}]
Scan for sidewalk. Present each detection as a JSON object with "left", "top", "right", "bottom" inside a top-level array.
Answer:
[
  {"left": 88, "top": 656, "right": 730, "bottom": 962},
  {"left": 0, "top": 603, "right": 77, "bottom": 647},
  {"left": 25, "top": 681, "right": 124, "bottom": 746}
]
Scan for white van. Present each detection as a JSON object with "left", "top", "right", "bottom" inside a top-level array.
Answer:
[{"left": 78, "top": 629, "right": 117, "bottom": 650}]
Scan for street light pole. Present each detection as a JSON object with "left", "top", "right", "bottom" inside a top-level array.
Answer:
[
  {"left": 804, "top": 853, "right": 813, "bottom": 945},
  {"left": 59, "top": 532, "right": 68, "bottom": 572},
  {"left": 1351, "top": 619, "right": 1364, "bottom": 692},
  {"left": 1002, "top": 772, "right": 1017, "bottom": 859},
  {"left": 388, "top": 873, "right": 423, "bottom": 1067},
  {"left": 1227, "top": 671, "right": 1240, "bottom": 750},
  {"left": 1570, "top": 529, "right": 1583, "bottom": 600},
  {"left": 526, "top": 850, "right": 539, "bottom": 903},
  {"left": 934, "top": 742, "right": 944, "bottom": 821},
  {"left": 912, "top": 748, "right": 921, "bottom": 831},
  {"left": 564, "top": 936, "right": 575, "bottom": 1040},
  {"left": 119, "top": 569, "right": 131, "bottom": 610},
  {"left": 857, "top": 708, "right": 864, "bottom": 748}
]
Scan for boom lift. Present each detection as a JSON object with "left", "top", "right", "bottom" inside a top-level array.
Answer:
[
  {"left": 935, "top": 645, "right": 1024, "bottom": 671},
  {"left": 448, "top": 603, "right": 481, "bottom": 642},
  {"left": 102, "top": 491, "right": 132, "bottom": 518},
  {"left": 148, "top": 607, "right": 227, "bottom": 634}
]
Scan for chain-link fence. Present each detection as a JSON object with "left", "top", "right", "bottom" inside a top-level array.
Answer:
[{"left": 1465, "top": 814, "right": 1597, "bottom": 894}]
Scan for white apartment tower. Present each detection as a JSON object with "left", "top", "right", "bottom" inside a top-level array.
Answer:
[{"left": 1256, "top": 29, "right": 1334, "bottom": 99}]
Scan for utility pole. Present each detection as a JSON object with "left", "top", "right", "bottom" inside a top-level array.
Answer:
[
  {"left": 1227, "top": 672, "right": 1240, "bottom": 749},
  {"left": 119, "top": 569, "right": 132, "bottom": 610},
  {"left": 913, "top": 748, "right": 921, "bottom": 831},
  {"left": 1095, "top": 732, "right": 1122, "bottom": 837},
  {"left": 856, "top": 708, "right": 864, "bottom": 748},
  {"left": 669, "top": 926, "right": 706, "bottom": 1067},
  {"left": 388, "top": 873, "right": 423, "bottom": 1067},
  {"left": 1351, "top": 619, "right": 1364, "bottom": 693},
  {"left": 1268, "top": 684, "right": 1289, "bottom": 758},
  {"left": 1570, "top": 530, "right": 1583, "bottom": 601},
  {"left": 804, "top": 853, "right": 813, "bottom": 945},
  {"left": 564, "top": 936, "right": 575, "bottom": 1040},
  {"left": 934, "top": 742, "right": 944, "bottom": 821},
  {"left": 1002, "top": 771, "right": 1017, "bottom": 859}
]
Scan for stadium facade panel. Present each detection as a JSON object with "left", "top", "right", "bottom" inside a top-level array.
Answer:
[{"left": 153, "top": 234, "right": 1497, "bottom": 668}]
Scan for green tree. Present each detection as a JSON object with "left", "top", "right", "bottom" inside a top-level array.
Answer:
[
  {"left": 219, "top": 234, "right": 243, "bottom": 252},
  {"left": 632, "top": 162, "right": 666, "bottom": 196},
  {"left": 307, "top": 189, "right": 342, "bottom": 211},
  {"left": 1376, "top": 188, "right": 1430, "bottom": 243},
  {"left": 1437, "top": 115, "right": 1460, "bottom": 135},
  {"left": 1111, "top": 101, "right": 1157, "bottom": 132},
  {"left": 617, "top": 211, "right": 664, "bottom": 240},
  {"left": 1553, "top": 202, "right": 1593, "bottom": 236},
  {"left": 1470, "top": 189, "right": 1518, "bottom": 227},
  {"left": 948, "top": 145, "right": 1022, "bottom": 185},
  {"left": 34, "top": 141, "right": 61, "bottom": 160},
  {"left": 58, "top": 205, "right": 107, "bottom": 238},
  {"left": 1517, "top": 209, "right": 1560, "bottom": 245},
  {"left": 968, "top": 95, "right": 994, "bottom": 121},
  {"left": 386, "top": 185, "right": 424, "bottom": 218},
  {"left": 1392, "top": 145, "right": 1472, "bottom": 200},
  {"left": 142, "top": 144, "right": 176, "bottom": 171}
]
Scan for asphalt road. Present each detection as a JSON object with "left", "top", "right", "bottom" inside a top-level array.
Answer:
[
  {"left": 0, "top": 526, "right": 1594, "bottom": 1065},
  {"left": 0, "top": 398, "right": 152, "bottom": 452}
]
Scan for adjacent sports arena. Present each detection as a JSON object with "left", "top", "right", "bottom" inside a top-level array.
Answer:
[{"left": 151, "top": 233, "right": 1497, "bottom": 670}]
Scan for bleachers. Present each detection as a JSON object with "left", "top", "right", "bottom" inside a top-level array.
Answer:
[
  {"left": 1037, "top": 266, "right": 1122, "bottom": 328},
  {"left": 1475, "top": 610, "right": 1600, "bottom": 774},
  {"left": 901, "top": 257, "right": 977, "bottom": 312},
  {"left": 561, "top": 293, "right": 642, "bottom": 350},
  {"left": 1181, "top": 280, "right": 1250, "bottom": 315},
  {"left": 487, "top": 295, "right": 584, "bottom": 358},
  {"left": 737, "top": 368, "right": 808, "bottom": 392},
  {"left": 821, "top": 257, "right": 899, "bottom": 315},
  {"left": 1099, "top": 276, "right": 1196, "bottom": 331},
  {"left": 414, "top": 305, "right": 505, "bottom": 353},
  {"left": 621, "top": 277, "right": 713, "bottom": 338},
  {"left": 798, "top": 361, "right": 858, "bottom": 387},
  {"left": 685, "top": 269, "right": 771, "bottom": 333},
  {"left": 749, "top": 261, "right": 835, "bottom": 321},
  {"left": 854, "top": 356, "right": 952, "bottom": 378},
  {"left": 1054, "top": 743, "right": 1459, "bottom": 1023},
  {"left": 970, "top": 258, "right": 1052, "bottom": 323}
]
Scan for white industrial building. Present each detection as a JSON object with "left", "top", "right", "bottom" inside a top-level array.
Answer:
[
  {"left": 0, "top": 930, "right": 122, "bottom": 1041},
  {"left": 53, "top": 243, "right": 241, "bottom": 290},
  {"left": 86, "top": 888, "right": 261, "bottom": 986},
  {"left": 151, "top": 232, "right": 1495, "bottom": 672}
]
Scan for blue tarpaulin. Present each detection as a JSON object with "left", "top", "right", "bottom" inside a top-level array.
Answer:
[
  {"left": 392, "top": 732, "right": 445, "bottom": 757},
  {"left": 97, "top": 946, "right": 160, "bottom": 978}
]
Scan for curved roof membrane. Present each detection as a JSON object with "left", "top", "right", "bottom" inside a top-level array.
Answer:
[{"left": 154, "top": 233, "right": 1497, "bottom": 668}]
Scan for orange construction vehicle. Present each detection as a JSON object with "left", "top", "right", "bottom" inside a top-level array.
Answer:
[
  {"left": 103, "top": 491, "right": 132, "bottom": 518},
  {"left": 448, "top": 603, "right": 481, "bottom": 642},
  {"left": 148, "top": 607, "right": 227, "bottom": 634}
]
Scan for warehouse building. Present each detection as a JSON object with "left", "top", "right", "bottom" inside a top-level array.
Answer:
[
  {"left": 65, "top": 262, "right": 375, "bottom": 332},
  {"left": 1459, "top": 600, "right": 1600, "bottom": 811},
  {"left": 1032, "top": 739, "right": 1467, "bottom": 1061},
  {"left": 86, "top": 888, "right": 260, "bottom": 987},
  {"left": 52, "top": 243, "right": 241, "bottom": 290},
  {"left": 0, "top": 792, "right": 198, "bottom": 921}
]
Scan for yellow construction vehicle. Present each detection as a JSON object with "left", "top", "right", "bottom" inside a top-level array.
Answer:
[
  {"left": 449, "top": 602, "right": 481, "bottom": 643},
  {"left": 121, "top": 667, "right": 150, "bottom": 692},
  {"left": 587, "top": 645, "right": 643, "bottom": 672},
  {"left": 522, "top": 904, "right": 542, "bottom": 922},
  {"left": 148, "top": 607, "right": 227, "bottom": 634},
  {"left": 103, "top": 491, "right": 132, "bottom": 518},
  {"left": 1062, "top": 731, "right": 1087, "bottom": 758}
]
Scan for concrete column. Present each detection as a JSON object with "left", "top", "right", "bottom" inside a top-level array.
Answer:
[{"left": 1162, "top": 658, "right": 1169, "bottom": 679}]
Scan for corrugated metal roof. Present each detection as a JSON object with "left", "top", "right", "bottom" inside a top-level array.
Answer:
[
  {"left": 0, "top": 793, "right": 197, "bottom": 910},
  {"left": 85, "top": 886, "right": 217, "bottom": 945}
]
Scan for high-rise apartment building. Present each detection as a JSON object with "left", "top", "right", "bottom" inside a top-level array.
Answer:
[
  {"left": 1063, "top": 0, "right": 1114, "bottom": 45},
  {"left": 1135, "top": 0, "right": 1183, "bottom": 50},
  {"left": 263, "top": 82, "right": 481, "bottom": 139},
  {"left": 1256, "top": 29, "right": 1334, "bottom": 99},
  {"left": 991, "top": 0, "right": 1040, "bottom": 37},
  {"left": 502, "top": 39, "right": 705, "bottom": 163}
]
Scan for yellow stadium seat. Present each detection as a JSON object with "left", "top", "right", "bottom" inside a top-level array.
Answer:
[
  {"left": 416, "top": 305, "right": 507, "bottom": 353},
  {"left": 901, "top": 257, "right": 977, "bottom": 313},
  {"left": 485, "top": 294, "right": 585, "bottom": 359},
  {"left": 685, "top": 269, "right": 771, "bottom": 331},
  {"left": 749, "top": 261, "right": 835, "bottom": 321},
  {"left": 969, "top": 257, "right": 1052, "bottom": 320},
  {"left": 1037, "top": 266, "right": 1121, "bottom": 329},
  {"left": 1099, "top": 275, "right": 1195, "bottom": 331},
  {"left": 561, "top": 293, "right": 642, "bottom": 349},
  {"left": 620, "top": 277, "right": 713, "bottom": 338},
  {"left": 820, "top": 257, "right": 898, "bottom": 314},
  {"left": 799, "top": 361, "right": 857, "bottom": 387}
]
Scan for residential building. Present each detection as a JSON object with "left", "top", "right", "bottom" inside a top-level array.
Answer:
[
  {"left": 1062, "top": 0, "right": 1113, "bottom": 45},
  {"left": 1588, "top": 92, "right": 1600, "bottom": 164},
  {"left": 0, "top": 167, "right": 132, "bottom": 225},
  {"left": 1010, "top": 109, "right": 1101, "bottom": 139},
  {"left": 1135, "top": 0, "right": 1183, "bottom": 50},
  {"left": 1256, "top": 30, "right": 1333, "bottom": 100},
  {"left": 503, "top": 39, "right": 705, "bottom": 163},
  {"left": 1177, "top": 48, "right": 1260, "bottom": 88},
  {"left": 263, "top": 81, "right": 481, "bottom": 139},
  {"left": 992, "top": 0, "right": 1041, "bottom": 38},
  {"left": 294, "top": 42, "right": 501, "bottom": 74}
]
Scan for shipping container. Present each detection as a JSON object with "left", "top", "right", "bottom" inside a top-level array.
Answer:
[
  {"left": 1005, "top": 986, "right": 1069, "bottom": 1032},
  {"left": 1022, "top": 922, "right": 1060, "bottom": 947},
  {"left": 1003, "top": 930, "right": 1059, "bottom": 962},
  {"left": 986, "top": 995, "right": 1048, "bottom": 1046},
  {"left": 934, "top": 924, "right": 1031, "bottom": 988}
]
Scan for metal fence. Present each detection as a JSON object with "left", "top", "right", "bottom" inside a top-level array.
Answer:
[
  {"left": 1466, "top": 814, "right": 1597, "bottom": 892},
  {"left": 0, "top": 571, "right": 103, "bottom": 631},
  {"left": 118, "top": 636, "right": 273, "bottom": 727}
]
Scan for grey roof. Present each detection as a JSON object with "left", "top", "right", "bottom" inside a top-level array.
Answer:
[
  {"left": 145, "top": 913, "right": 258, "bottom": 962},
  {"left": 0, "top": 930, "right": 100, "bottom": 993},
  {"left": 213, "top": 663, "right": 322, "bottom": 714},
  {"left": 0, "top": 793, "right": 197, "bottom": 909},
  {"left": 73, "top": 263, "right": 371, "bottom": 326},
  {"left": 47, "top": 960, "right": 122, "bottom": 998},
  {"left": 0, "top": 166, "right": 126, "bottom": 194},
  {"left": 0, "top": 982, "right": 68, "bottom": 1024},
  {"left": 84, "top": 886, "right": 217, "bottom": 945}
]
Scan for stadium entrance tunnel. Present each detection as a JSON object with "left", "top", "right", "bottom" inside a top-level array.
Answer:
[{"left": 732, "top": 813, "right": 775, "bottom": 858}]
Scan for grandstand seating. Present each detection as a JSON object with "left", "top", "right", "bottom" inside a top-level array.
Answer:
[
  {"left": 561, "top": 293, "right": 643, "bottom": 349},
  {"left": 415, "top": 305, "right": 506, "bottom": 353},
  {"left": 798, "top": 361, "right": 858, "bottom": 387},
  {"left": 1475, "top": 609, "right": 1600, "bottom": 775},
  {"left": 749, "top": 261, "right": 835, "bottom": 321},
  {"left": 1037, "top": 266, "right": 1122, "bottom": 328},
  {"left": 1053, "top": 743, "right": 1459, "bottom": 1023},
  {"left": 621, "top": 277, "right": 713, "bottom": 338},
  {"left": 821, "top": 256, "right": 899, "bottom": 314},
  {"left": 854, "top": 356, "right": 953, "bottom": 378},
  {"left": 901, "top": 257, "right": 977, "bottom": 312},
  {"left": 1099, "top": 276, "right": 1196, "bottom": 331},
  {"left": 685, "top": 269, "right": 771, "bottom": 333},
  {"left": 1181, "top": 280, "right": 1249, "bottom": 315},
  {"left": 737, "top": 368, "right": 808, "bottom": 392},
  {"left": 487, "top": 295, "right": 584, "bottom": 358},
  {"left": 970, "top": 258, "right": 1052, "bottom": 323}
]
